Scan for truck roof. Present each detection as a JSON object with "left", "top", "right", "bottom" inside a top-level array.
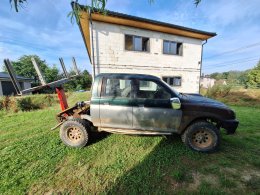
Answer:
[{"left": 95, "top": 73, "right": 161, "bottom": 80}]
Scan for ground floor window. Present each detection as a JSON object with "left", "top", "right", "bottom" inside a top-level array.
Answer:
[{"left": 162, "top": 76, "right": 182, "bottom": 86}]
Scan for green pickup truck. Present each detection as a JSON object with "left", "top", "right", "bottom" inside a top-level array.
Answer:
[{"left": 57, "top": 73, "right": 239, "bottom": 153}]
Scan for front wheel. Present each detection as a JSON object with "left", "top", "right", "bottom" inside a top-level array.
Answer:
[
  {"left": 60, "top": 119, "right": 89, "bottom": 148},
  {"left": 181, "top": 121, "right": 220, "bottom": 153}
]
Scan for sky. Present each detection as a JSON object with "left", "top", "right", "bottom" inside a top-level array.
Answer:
[{"left": 0, "top": 0, "right": 260, "bottom": 75}]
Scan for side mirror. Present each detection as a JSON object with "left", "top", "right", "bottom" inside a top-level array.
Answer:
[{"left": 170, "top": 97, "right": 181, "bottom": 110}]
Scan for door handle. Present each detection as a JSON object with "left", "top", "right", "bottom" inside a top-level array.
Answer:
[
  {"left": 138, "top": 104, "right": 144, "bottom": 107},
  {"left": 103, "top": 102, "right": 110, "bottom": 105}
]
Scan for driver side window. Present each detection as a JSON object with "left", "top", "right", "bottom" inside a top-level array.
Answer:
[{"left": 135, "top": 80, "right": 171, "bottom": 99}]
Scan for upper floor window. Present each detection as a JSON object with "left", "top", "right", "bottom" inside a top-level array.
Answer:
[
  {"left": 163, "top": 40, "right": 183, "bottom": 56},
  {"left": 125, "top": 35, "right": 150, "bottom": 52},
  {"left": 162, "top": 76, "right": 182, "bottom": 86}
]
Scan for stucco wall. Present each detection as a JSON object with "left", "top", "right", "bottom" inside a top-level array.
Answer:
[{"left": 91, "top": 21, "right": 203, "bottom": 93}]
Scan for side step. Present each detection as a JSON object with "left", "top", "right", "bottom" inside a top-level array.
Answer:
[{"left": 99, "top": 127, "right": 172, "bottom": 135}]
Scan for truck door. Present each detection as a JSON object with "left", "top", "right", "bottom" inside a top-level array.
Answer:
[
  {"left": 132, "top": 79, "right": 182, "bottom": 132},
  {"left": 99, "top": 77, "right": 133, "bottom": 129}
]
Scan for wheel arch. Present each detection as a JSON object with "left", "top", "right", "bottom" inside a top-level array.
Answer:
[{"left": 179, "top": 116, "right": 222, "bottom": 134}]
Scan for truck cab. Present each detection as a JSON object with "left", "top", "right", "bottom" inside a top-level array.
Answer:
[{"left": 59, "top": 73, "right": 239, "bottom": 153}]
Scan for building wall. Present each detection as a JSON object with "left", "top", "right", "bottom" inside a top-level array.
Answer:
[
  {"left": 90, "top": 21, "right": 203, "bottom": 93},
  {"left": 0, "top": 80, "right": 32, "bottom": 96},
  {"left": 23, "top": 82, "right": 31, "bottom": 90}
]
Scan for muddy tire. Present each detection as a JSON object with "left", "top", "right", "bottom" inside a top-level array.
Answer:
[
  {"left": 181, "top": 121, "right": 220, "bottom": 153},
  {"left": 60, "top": 119, "right": 89, "bottom": 148}
]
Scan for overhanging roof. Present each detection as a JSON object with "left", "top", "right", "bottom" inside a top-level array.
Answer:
[{"left": 72, "top": 2, "right": 216, "bottom": 61}]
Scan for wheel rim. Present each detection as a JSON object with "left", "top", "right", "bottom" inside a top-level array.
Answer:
[
  {"left": 191, "top": 129, "right": 213, "bottom": 149},
  {"left": 67, "top": 126, "right": 82, "bottom": 143}
]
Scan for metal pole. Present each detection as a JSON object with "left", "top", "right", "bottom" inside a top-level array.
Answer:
[
  {"left": 4, "top": 59, "right": 22, "bottom": 95},
  {"left": 72, "top": 57, "right": 80, "bottom": 75},
  {"left": 31, "top": 57, "right": 47, "bottom": 85},
  {"left": 59, "top": 58, "right": 69, "bottom": 78},
  {"left": 199, "top": 40, "right": 207, "bottom": 94},
  {"left": 90, "top": 12, "right": 96, "bottom": 78}
]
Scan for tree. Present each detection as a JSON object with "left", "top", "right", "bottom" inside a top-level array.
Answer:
[
  {"left": 64, "top": 70, "right": 92, "bottom": 91},
  {"left": 246, "top": 60, "right": 260, "bottom": 88},
  {"left": 3, "top": 55, "right": 60, "bottom": 83}
]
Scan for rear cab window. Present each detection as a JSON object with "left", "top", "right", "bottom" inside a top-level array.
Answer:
[
  {"left": 101, "top": 78, "right": 133, "bottom": 98},
  {"left": 134, "top": 79, "right": 171, "bottom": 100}
]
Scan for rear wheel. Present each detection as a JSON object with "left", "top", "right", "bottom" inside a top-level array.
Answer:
[
  {"left": 60, "top": 119, "right": 89, "bottom": 148},
  {"left": 181, "top": 121, "right": 220, "bottom": 153}
]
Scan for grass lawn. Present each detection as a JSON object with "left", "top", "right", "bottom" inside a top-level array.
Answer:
[{"left": 0, "top": 93, "right": 260, "bottom": 194}]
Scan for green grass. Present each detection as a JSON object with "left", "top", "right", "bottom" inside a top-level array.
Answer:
[{"left": 0, "top": 93, "right": 260, "bottom": 194}]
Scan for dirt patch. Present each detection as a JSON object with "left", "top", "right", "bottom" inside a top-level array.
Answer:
[
  {"left": 188, "top": 172, "right": 219, "bottom": 191},
  {"left": 164, "top": 175, "right": 184, "bottom": 191}
]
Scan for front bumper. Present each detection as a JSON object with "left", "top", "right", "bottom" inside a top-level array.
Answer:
[{"left": 221, "top": 119, "right": 239, "bottom": 134}]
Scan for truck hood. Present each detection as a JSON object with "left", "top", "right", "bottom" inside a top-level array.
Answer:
[{"left": 180, "top": 94, "right": 228, "bottom": 108}]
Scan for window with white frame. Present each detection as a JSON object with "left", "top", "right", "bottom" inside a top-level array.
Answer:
[{"left": 162, "top": 76, "right": 182, "bottom": 86}]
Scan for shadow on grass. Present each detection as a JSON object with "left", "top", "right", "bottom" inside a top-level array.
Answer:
[
  {"left": 105, "top": 132, "right": 260, "bottom": 194},
  {"left": 88, "top": 132, "right": 110, "bottom": 146},
  {"left": 106, "top": 135, "right": 202, "bottom": 194}
]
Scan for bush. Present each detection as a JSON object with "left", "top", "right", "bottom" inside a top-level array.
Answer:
[
  {"left": 0, "top": 96, "right": 18, "bottom": 112},
  {"left": 0, "top": 94, "right": 57, "bottom": 113},
  {"left": 206, "top": 84, "right": 231, "bottom": 98},
  {"left": 16, "top": 97, "right": 40, "bottom": 111}
]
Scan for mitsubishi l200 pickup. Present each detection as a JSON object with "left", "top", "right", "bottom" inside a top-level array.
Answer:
[{"left": 56, "top": 73, "right": 239, "bottom": 153}]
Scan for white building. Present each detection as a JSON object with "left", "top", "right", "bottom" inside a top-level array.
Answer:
[
  {"left": 76, "top": 4, "right": 216, "bottom": 93},
  {"left": 200, "top": 76, "right": 216, "bottom": 88},
  {"left": 0, "top": 72, "right": 32, "bottom": 96}
]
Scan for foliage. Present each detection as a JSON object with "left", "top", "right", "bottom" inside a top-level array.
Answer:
[
  {"left": 246, "top": 60, "right": 260, "bottom": 88},
  {"left": 205, "top": 84, "right": 231, "bottom": 98},
  {"left": 203, "top": 88, "right": 260, "bottom": 108},
  {"left": 9, "top": 0, "right": 27, "bottom": 12},
  {"left": 64, "top": 70, "right": 92, "bottom": 91},
  {"left": 210, "top": 70, "right": 249, "bottom": 87},
  {"left": 209, "top": 60, "right": 260, "bottom": 89},
  {"left": 16, "top": 97, "right": 40, "bottom": 111},
  {"left": 194, "top": 0, "right": 202, "bottom": 7},
  {"left": 0, "top": 94, "right": 56, "bottom": 112},
  {"left": 0, "top": 96, "right": 18, "bottom": 112}
]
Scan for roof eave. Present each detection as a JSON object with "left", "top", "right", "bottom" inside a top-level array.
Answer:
[{"left": 72, "top": 2, "right": 216, "bottom": 40}]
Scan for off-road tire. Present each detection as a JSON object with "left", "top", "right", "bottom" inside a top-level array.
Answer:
[
  {"left": 181, "top": 121, "right": 220, "bottom": 153},
  {"left": 60, "top": 119, "right": 89, "bottom": 148}
]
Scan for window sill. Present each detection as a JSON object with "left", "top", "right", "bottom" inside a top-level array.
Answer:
[
  {"left": 124, "top": 50, "right": 151, "bottom": 54},
  {"left": 162, "top": 53, "right": 183, "bottom": 57}
]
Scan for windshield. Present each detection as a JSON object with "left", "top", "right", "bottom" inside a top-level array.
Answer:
[{"left": 161, "top": 79, "right": 180, "bottom": 97}]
